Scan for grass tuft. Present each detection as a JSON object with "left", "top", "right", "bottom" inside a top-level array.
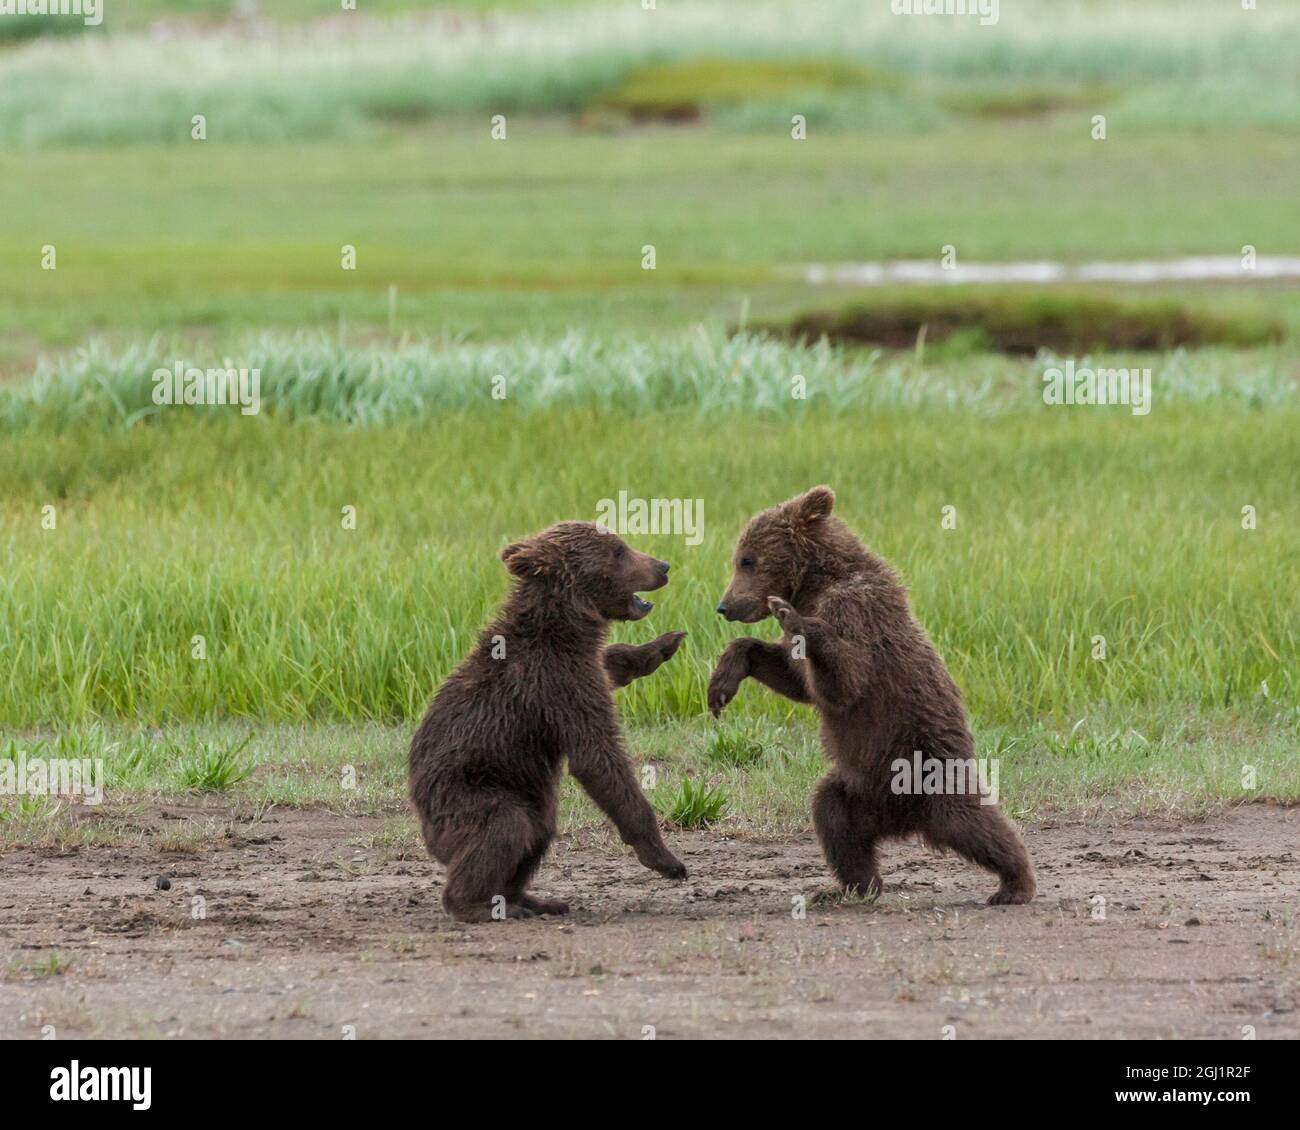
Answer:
[
  {"left": 703, "top": 726, "right": 768, "bottom": 768},
  {"left": 655, "top": 776, "right": 730, "bottom": 829},
  {"left": 176, "top": 735, "right": 254, "bottom": 793}
]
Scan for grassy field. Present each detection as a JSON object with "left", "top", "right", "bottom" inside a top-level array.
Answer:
[
  {"left": 1, "top": 0, "right": 1297, "bottom": 837},
  {"left": 3, "top": 124, "right": 1299, "bottom": 364},
  {"left": 4, "top": 1, "right": 1299, "bottom": 143},
  {"left": 2, "top": 335, "right": 1297, "bottom": 826},
  {"left": 6, "top": 370, "right": 1294, "bottom": 725}
]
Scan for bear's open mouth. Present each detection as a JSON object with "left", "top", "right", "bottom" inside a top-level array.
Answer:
[{"left": 628, "top": 594, "right": 654, "bottom": 619}]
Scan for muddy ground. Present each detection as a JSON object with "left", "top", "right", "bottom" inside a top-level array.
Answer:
[{"left": 1, "top": 803, "right": 1296, "bottom": 1039}]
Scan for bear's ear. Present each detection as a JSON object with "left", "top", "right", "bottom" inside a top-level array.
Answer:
[
  {"left": 794, "top": 485, "right": 835, "bottom": 524},
  {"left": 501, "top": 538, "right": 552, "bottom": 578}
]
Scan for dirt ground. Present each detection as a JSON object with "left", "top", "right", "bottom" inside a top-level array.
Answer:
[{"left": 1, "top": 802, "right": 1296, "bottom": 1039}]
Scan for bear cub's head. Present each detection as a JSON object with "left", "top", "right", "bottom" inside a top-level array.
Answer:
[
  {"left": 716, "top": 486, "right": 839, "bottom": 623},
  {"left": 501, "top": 521, "right": 670, "bottom": 622}
]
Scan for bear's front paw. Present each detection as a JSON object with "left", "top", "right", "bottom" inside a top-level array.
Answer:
[
  {"left": 707, "top": 664, "right": 743, "bottom": 717},
  {"left": 651, "top": 853, "right": 688, "bottom": 881},
  {"left": 653, "top": 630, "right": 687, "bottom": 661},
  {"left": 767, "top": 596, "right": 804, "bottom": 637}
]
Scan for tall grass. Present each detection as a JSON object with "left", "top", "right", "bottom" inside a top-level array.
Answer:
[
  {"left": 2, "top": 0, "right": 1298, "bottom": 144},
  {"left": 0, "top": 334, "right": 1294, "bottom": 729},
  {"left": 2, "top": 331, "right": 1295, "bottom": 432}
]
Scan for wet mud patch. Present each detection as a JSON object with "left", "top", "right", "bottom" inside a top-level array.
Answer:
[{"left": 751, "top": 290, "right": 1285, "bottom": 355}]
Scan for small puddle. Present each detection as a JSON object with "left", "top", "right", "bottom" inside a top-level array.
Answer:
[{"left": 802, "top": 256, "right": 1300, "bottom": 286}]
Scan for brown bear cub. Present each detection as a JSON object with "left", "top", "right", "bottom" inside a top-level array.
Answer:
[
  {"left": 410, "top": 522, "right": 688, "bottom": 922},
  {"left": 709, "top": 487, "right": 1035, "bottom": 906}
]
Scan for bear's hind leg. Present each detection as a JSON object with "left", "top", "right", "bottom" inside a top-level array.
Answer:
[
  {"left": 930, "top": 803, "right": 1035, "bottom": 905},
  {"left": 442, "top": 806, "right": 545, "bottom": 922},
  {"left": 507, "top": 838, "right": 569, "bottom": 916},
  {"left": 811, "top": 775, "right": 883, "bottom": 899}
]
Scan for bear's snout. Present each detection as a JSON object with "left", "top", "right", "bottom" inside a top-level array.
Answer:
[
  {"left": 717, "top": 596, "right": 766, "bottom": 623},
  {"left": 641, "top": 557, "right": 671, "bottom": 591}
]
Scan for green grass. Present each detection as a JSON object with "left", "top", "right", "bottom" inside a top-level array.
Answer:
[
  {"left": 0, "top": 334, "right": 1295, "bottom": 731},
  {"left": 0, "top": 0, "right": 594, "bottom": 42},
  {"left": 703, "top": 724, "right": 769, "bottom": 768},
  {"left": 3, "top": 125, "right": 1300, "bottom": 359},
  {"left": 1, "top": 712, "right": 1296, "bottom": 846},
  {"left": 654, "top": 775, "right": 730, "bottom": 829},
  {"left": 1, "top": 0, "right": 1297, "bottom": 827},
  {"left": 4, "top": 1, "right": 1299, "bottom": 143},
  {"left": 175, "top": 733, "right": 253, "bottom": 792},
  {"left": 0, "top": 15, "right": 86, "bottom": 45},
  {"left": 4, "top": 953, "right": 73, "bottom": 980}
]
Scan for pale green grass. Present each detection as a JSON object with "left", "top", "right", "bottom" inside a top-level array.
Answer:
[
  {"left": 4, "top": 330, "right": 1297, "bottom": 431},
  {"left": 0, "top": 0, "right": 603, "bottom": 44},
  {"left": 3, "top": 1, "right": 1298, "bottom": 143}
]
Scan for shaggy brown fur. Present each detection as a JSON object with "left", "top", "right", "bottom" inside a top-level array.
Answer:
[
  {"left": 709, "top": 487, "right": 1035, "bottom": 905},
  {"left": 410, "top": 522, "right": 688, "bottom": 922}
]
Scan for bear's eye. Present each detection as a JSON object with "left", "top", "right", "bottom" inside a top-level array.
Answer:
[
  {"left": 614, "top": 544, "right": 627, "bottom": 560},
  {"left": 739, "top": 555, "right": 755, "bottom": 570}
]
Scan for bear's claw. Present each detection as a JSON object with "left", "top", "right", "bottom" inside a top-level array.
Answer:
[
  {"left": 655, "top": 630, "right": 687, "bottom": 658},
  {"left": 767, "top": 596, "right": 804, "bottom": 638},
  {"left": 707, "top": 672, "right": 741, "bottom": 717}
]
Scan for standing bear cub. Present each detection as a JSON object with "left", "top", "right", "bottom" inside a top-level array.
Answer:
[
  {"left": 709, "top": 487, "right": 1035, "bottom": 905},
  {"left": 410, "top": 521, "right": 688, "bottom": 922}
]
